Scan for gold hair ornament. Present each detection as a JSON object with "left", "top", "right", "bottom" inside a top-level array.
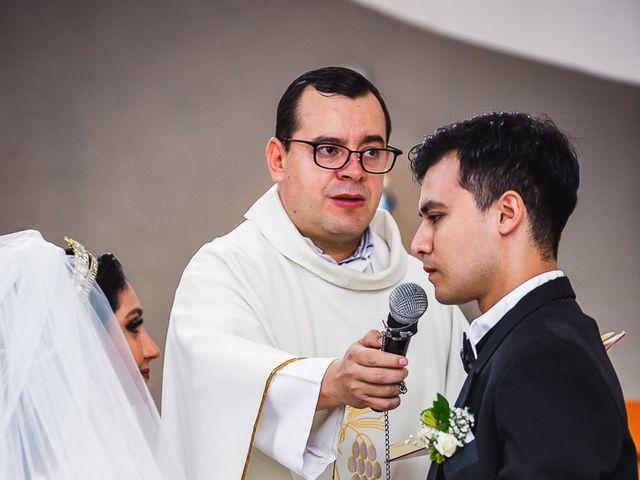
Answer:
[{"left": 64, "top": 236, "right": 98, "bottom": 300}]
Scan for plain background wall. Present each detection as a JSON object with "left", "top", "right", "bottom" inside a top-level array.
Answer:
[{"left": 2, "top": 0, "right": 638, "bottom": 405}]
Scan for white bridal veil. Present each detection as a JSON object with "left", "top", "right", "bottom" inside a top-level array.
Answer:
[{"left": 0, "top": 230, "right": 185, "bottom": 480}]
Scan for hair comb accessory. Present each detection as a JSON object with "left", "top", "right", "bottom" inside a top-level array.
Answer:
[{"left": 64, "top": 235, "right": 98, "bottom": 300}]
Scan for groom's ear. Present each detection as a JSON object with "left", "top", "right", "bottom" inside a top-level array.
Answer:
[{"left": 495, "top": 190, "right": 525, "bottom": 236}]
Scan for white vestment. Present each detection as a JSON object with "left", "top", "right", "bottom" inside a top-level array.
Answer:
[{"left": 162, "top": 186, "right": 467, "bottom": 479}]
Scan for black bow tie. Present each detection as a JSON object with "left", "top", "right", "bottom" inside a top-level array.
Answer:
[{"left": 460, "top": 333, "right": 476, "bottom": 374}]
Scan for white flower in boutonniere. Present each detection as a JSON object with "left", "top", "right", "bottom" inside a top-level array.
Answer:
[
  {"left": 434, "top": 432, "right": 457, "bottom": 457},
  {"left": 418, "top": 393, "right": 475, "bottom": 464}
]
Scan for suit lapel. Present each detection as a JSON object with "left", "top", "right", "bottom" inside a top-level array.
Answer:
[
  {"left": 470, "top": 277, "right": 575, "bottom": 376},
  {"left": 454, "top": 370, "right": 477, "bottom": 408},
  {"left": 456, "top": 277, "right": 576, "bottom": 409},
  {"left": 430, "top": 278, "right": 576, "bottom": 479}
]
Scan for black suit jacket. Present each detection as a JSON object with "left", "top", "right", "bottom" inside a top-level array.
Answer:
[{"left": 427, "top": 277, "right": 637, "bottom": 480}]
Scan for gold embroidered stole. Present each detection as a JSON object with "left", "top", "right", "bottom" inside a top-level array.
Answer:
[{"left": 333, "top": 407, "right": 385, "bottom": 479}]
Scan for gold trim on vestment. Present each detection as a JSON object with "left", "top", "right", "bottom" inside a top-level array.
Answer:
[{"left": 241, "top": 356, "right": 306, "bottom": 479}]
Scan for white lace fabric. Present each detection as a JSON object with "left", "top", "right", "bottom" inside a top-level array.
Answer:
[{"left": 0, "top": 230, "right": 185, "bottom": 480}]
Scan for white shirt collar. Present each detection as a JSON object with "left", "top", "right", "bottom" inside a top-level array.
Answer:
[
  {"left": 302, "top": 226, "right": 375, "bottom": 273},
  {"left": 468, "top": 270, "right": 565, "bottom": 357}
]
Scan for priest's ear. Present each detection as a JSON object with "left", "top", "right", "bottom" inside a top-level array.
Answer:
[
  {"left": 266, "top": 137, "right": 287, "bottom": 183},
  {"left": 495, "top": 190, "right": 526, "bottom": 236}
]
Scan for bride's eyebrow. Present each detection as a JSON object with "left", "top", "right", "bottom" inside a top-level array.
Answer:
[{"left": 126, "top": 308, "right": 143, "bottom": 319}]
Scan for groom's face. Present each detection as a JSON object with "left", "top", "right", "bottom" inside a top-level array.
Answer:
[{"left": 411, "top": 152, "right": 500, "bottom": 311}]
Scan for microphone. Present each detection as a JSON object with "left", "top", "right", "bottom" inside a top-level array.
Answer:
[{"left": 381, "top": 282, "right": 428, "bottom": 356}]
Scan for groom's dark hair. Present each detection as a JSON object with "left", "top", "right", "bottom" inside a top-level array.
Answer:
[{"left": 409, "top": 112, "right": 580, "bottom": 260}]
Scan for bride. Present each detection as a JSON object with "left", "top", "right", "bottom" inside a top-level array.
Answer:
[{"left": 0, "top": 230, "right": 185, "bottom": 479}]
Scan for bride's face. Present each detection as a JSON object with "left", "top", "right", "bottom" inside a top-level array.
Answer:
[{"left": 114, "top": 282, "right": 160, "bottom": 383}]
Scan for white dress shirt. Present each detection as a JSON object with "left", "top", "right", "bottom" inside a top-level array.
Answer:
[{"left": 468, "top": 270, "right": 565, "bottom": 358}]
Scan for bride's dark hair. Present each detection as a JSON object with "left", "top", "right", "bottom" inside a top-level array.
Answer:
[
  {"left": 95, "top": 253, "right": 127, "bottom": 313},
  {"left": 65, "top": 246, "right": 127, "bottom": 313}
]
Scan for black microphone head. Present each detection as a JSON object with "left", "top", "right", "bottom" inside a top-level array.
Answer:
[{"left": 389, "top": 282, "right": 428, "bottom": 326}]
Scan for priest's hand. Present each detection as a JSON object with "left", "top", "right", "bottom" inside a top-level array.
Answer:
[{"left": 316, "top": 330, "right": 408, "bottom": 412}]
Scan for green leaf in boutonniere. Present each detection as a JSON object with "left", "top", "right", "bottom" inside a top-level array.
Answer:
[
  {"left": 421, "top": 408, "right": 437, "bottom": 428},
  {"left": 424, "top": 393, "right": 450, "bottom": 432},
  {"left": 429, "top": 448, "right": 446, "bottom": 464}
]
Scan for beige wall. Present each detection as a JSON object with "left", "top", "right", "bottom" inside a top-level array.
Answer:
[{"left": 2, "top": 0, "right": 639, "bottom": 404}]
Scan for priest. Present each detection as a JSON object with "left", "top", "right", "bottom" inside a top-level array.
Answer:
[{"left": 162, "top": 66, "right": 468, "bottom": 479}]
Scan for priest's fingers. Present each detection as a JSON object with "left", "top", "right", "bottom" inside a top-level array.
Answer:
[
  {"left": 317, "top": 361, "right": 404, "bottom": 410},
  {"left": 357, "top": 365, "right": 408, "bottom": 386},
  {"left": 364, "top": 382, "right": 403, "bottom": 398},
  {"left": 317, "top": 338, "right": 408, "bottom": 410},
  {"left": 359, "top": 329, "right": 383, "bottom": 349},
  {"left": 368, "top": 394, "right": 401, "bottom": 412},
  {"left": 349, "top": 341, "right": 408, "bottom": 369},
  {"left": 348, "top": 382, "right": 403, "bottom": 411},
  {"left": 331, "top": 359, "right": 406, "bottom": 407}
]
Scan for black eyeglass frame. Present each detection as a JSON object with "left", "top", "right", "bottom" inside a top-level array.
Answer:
[{"left": 281, "top": 138, "right": 403, "bottom": 174}]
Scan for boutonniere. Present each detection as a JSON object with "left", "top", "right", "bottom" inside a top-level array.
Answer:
[{"left": 418, "top": 393, "right": 474, "bottom": 464}]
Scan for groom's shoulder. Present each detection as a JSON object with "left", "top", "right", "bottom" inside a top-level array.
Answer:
[{"left": 493, "top": 307, "right": 603, "bottom": 380}]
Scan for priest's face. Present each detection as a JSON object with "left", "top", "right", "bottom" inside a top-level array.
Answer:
[
  {"left": 411, "top": 152, "right": 500, "bottom": 312},
  {"left": 266, "top": 86, "right": 386, "bottom": 261}
]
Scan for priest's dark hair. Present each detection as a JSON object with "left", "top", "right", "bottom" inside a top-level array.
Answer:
[
  {"left": 409, "top": 112, "right": 580, "bottom": 260},
  {"left": 275, "top": 66, "right": 392, "bottom": 146}
]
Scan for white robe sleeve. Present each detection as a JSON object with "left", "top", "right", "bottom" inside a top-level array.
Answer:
[
  {"left": 162, "top": 239, "right": 346, "bottom": 480},
  {"left": 162, "top": 242, "right": 298, "bottom": 480},
  {"left": 255, "top": 358, "right": 344, "bottom": 479}
]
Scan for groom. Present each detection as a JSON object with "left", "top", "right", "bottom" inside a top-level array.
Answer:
[{"left": 410, "top": 112, "right": 638, "bottom": 479}]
